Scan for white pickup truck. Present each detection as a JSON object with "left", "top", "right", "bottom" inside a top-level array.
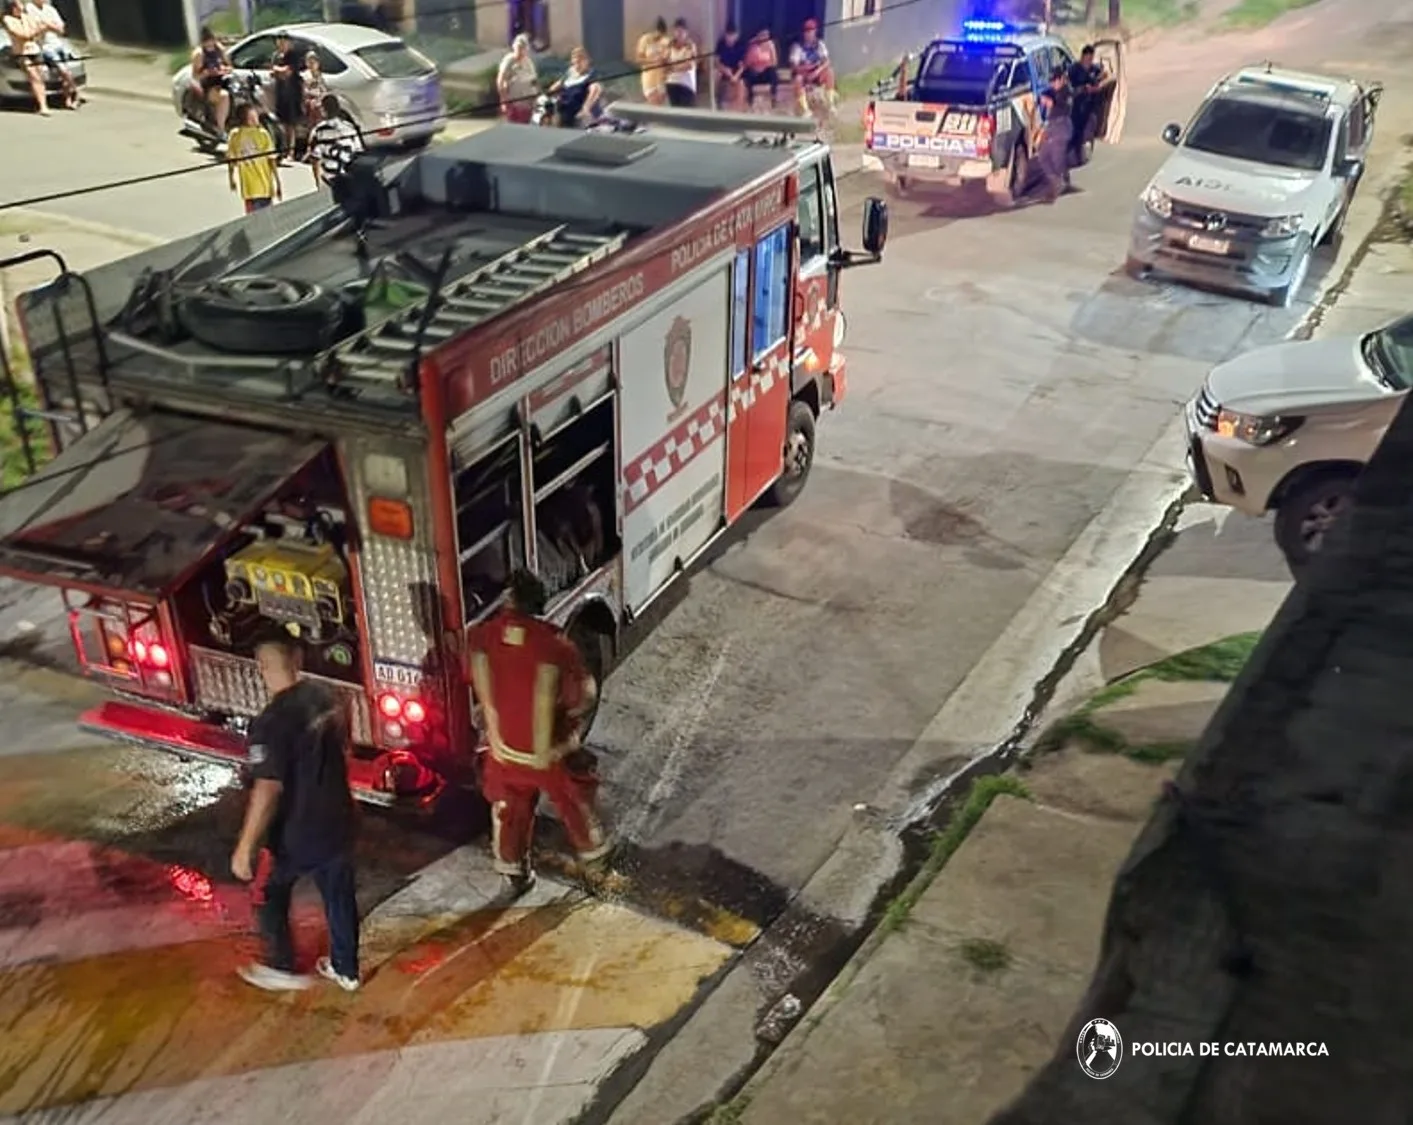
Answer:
[{"left": 1128, "top": 65, "right": 1381, "bottom": 307}]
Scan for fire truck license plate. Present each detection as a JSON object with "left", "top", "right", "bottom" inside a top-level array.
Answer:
[
  {"left": 909, "top": 153, "right": 940, "bottom": 169},
  {"left": 1188, "top": 234, "right": 1230, "bottom": 255}
]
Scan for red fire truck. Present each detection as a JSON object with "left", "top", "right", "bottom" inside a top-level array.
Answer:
[{"left": 0, "top": 107, "right": 886, "bottom": 804}]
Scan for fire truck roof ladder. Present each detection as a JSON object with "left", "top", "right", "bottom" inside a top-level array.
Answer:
[{"left": 327, "top": 223, "right": 629, "bottom": 391}]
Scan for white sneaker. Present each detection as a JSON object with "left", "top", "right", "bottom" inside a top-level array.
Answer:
[
  {"left": 316, "top": 956, "right": 360, "bottom": 992},
  {"left": 238, "top": 963, "right": 313, "bottom": 991}
]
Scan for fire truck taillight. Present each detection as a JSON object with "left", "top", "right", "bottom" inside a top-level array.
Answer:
[
  {"left": 976, "top": 114, "right": 995, "bottom": 158},
  {"left": 367, "top": 497, "right": 414, "bottom": 539},
  {"left": 377, "top": 692, "right": 426, "bottom": 740}
]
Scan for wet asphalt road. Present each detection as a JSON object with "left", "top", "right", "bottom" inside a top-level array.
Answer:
[{"left": 2, "top": 8, "right": 1413, "bottom": 1119}]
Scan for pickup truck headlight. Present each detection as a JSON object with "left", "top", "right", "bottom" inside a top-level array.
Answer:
[
  {"left": 1215, "top": 408, "right": 1304, "bottom": 445},
  {"left": 1260, "top": 214, "right": 1303, "bottom": 237},
  {"left": 1143, "top": 185, "right": 1173, "bottom": 218}
]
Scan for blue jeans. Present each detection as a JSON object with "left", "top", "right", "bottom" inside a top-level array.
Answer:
[{"left": 258, "top": 851, "right": 359, "bottom": 979}]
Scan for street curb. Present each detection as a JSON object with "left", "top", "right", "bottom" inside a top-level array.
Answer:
[{"left": 1, "top": 207, "right": 165, "bottom": 249}]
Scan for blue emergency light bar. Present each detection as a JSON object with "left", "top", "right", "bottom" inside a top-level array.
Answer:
[{"left": 959, "top": 18, "right": 1025, "bottom": 44}]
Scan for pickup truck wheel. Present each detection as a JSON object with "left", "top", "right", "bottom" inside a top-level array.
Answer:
[
  {"left": 1267, "top": 238, "right": 1312, "bottom": 308},
  {"left": 1274, "top": 471, "right": 1357, "bottom": 573},
  {"left": 1318, "top": 204, "right": 1347, "bottom": 247},
  {"left": 764, "top": 400, "right": 816, "bottom": 508},
  {"left": 989, "top": 144, "right": 1029, "bottom": 207}
]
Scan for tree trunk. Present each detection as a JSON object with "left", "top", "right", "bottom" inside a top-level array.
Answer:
[
  {"left": 1083, "top": 0, "right": 1097, "bottom": 20},
  {"left": 1108, "top": 0, "right": 1120, "bottom": 25}
]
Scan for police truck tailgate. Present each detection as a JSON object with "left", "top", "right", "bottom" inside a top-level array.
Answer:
[{"left": 868, "top": 99, "right": 988, "bottom": 168}]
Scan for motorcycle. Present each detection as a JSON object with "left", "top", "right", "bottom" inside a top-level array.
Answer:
[
  {"left": 180, "top": 71, "right": 282, "bottom": 158},
  {"left": 530, "top": 89, "right": 635, "bottom": 134}
]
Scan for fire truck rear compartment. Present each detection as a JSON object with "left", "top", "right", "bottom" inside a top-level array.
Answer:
[{"left": 0, "top": 408, "right": 385, "bottom": 787}]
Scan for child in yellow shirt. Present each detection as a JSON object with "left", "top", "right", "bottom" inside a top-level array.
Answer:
[{"left": 227, "top": 104, "right": 282, "bottom": 214}]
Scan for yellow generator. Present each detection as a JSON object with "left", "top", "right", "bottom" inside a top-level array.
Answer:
[{"left": 223, "top": 538, "right": 349, "bottom": 643}]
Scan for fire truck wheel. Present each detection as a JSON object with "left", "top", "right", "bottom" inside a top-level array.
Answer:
[
  {"left": 567, "top": 618, "right": 610, "bottom": 734},
  {"left": 766, "top": 400, "right": 816, "bottom": 508},
  {"left": 179, "top": 276, "right": 345, "bottom": 355}
]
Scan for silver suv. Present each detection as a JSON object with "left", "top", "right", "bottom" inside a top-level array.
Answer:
[
  {"left": 171, "top": 22, "right": 446, "bottom": 149},
  {"left": 1128, "top": 66, "right": 1379, "bottom": 307},
  {"left": 1186, "top": 313, "right": 1413, "bottom": 570}
]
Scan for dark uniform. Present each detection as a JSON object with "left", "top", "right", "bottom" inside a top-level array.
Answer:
[
  {"left": 1068, "top": 59, "right": 1104, "bottom": 161},
  {"left": 1038, "top": 76, "right": 1073, "bottom": 201},
  {"left": 248, "top": 679, "right": 360, "bottom": 981}
]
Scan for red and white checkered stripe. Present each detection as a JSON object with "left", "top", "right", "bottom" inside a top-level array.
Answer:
[
  {"left": 729, "top": 347, "right": 789, "bottom": 423},
  {"left": 622, "top": 393, "right": 727, "bottom": 513}
]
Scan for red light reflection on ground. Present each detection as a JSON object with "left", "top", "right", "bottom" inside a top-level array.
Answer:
[{"left": 166, "top": 865, "right": 215, "bottom": 904}]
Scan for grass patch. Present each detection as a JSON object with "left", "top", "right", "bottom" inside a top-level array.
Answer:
[
  {"left": 837, "top": 63, "right": 900, "bottom": 102},
  {"left": 958, "top": 937, "right": 1011, "bottom": 973},
  {"left": 1032, "top": 631, "right": 1261, "bottom": 764},
  {"left": 0, "top": 368, "right": 46, "bottom": 490},
  {"left": 1063, "top": 0, "right": 1197, "bottom": 29},
  {"left": 1401, "top": 165, "right": 1413, "bottom": 215},
  {"left": 1220, "top": 0, "right": 1320, "bottom": 29},
  {"left": 881, "top": 774, "right": 1031, "bottom": 933}
]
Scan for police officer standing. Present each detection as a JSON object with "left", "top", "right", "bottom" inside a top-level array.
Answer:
[
  {"left": 232, "top": 631, "right": 361, "bottom": 992},
  {"left": 1037, "top": 66, "right": 1074, "bottom": 203},
  {"left": 1068, "top": 45, "right": 1113, "bottom": 165},
  {"left": 467, "top": 570, "right": 611, "bottom": 895}
]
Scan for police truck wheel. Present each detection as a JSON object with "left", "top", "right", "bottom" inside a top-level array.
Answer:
[
  {"left": 765, "top": 400, "right": 816, "bottom": 508},
  {"left": 179, "top": 276, "right": 345, "bottom": 355},
  {"left": 1267, "top": 238, "right": 1312, "bottom": 308},
  {"left": 989, "top": 145, "right": 1028, "bottom": 207}
]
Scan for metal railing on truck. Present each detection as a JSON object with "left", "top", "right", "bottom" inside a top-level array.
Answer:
[{"left": 0, "top": 248, "right": 109, "bottom": 488}]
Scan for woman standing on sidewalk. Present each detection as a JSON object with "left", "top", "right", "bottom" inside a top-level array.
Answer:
[
  {"left": 497, "top": 34, "right": 537, "bottom": 124},
  {"left": 3, "top": 0, "right": 49, "bottom": 115}
]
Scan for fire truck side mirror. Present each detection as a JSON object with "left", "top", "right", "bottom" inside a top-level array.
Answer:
[{"left": 862, "top": 197, "right": 888, "bottom": 258}]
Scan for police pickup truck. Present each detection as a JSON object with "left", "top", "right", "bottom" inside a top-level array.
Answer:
[
  {"left": 861, "top": 19, "right": 1125, "bottom": 205},
  {"left": 1128, "top": 65, "right": 1382, "bottom": 307}
]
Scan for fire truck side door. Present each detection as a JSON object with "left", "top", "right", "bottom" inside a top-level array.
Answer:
[
  {"left": 821, "top": 156, "right": 842, "bottom": 309},
  {"left": 795, "top": 159, "right": 832, "bottom": 362}
]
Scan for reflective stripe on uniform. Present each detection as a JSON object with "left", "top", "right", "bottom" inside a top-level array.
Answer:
[{"left": 469, "top": 649, "right": 563, "bottom": 769}]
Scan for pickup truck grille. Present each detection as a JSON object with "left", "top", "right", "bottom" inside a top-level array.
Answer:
[
  {"left": 1195, "top": 384, "right": 1220, "bottom": 429},
  {"left": 1170, "top": 201, "right": 1270, "bottom": 235}
]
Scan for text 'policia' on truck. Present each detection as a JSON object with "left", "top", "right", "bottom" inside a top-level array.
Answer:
[{"left": 0, "top": 105, "right": 887, "bottom": 805}]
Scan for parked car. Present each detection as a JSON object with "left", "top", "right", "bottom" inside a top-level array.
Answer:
[
  {"left": 170, "top": 22, "right": 446, "bottom": 150},
  {"left": 1, "top": 38, "right": 86, "bottom": 106},
  {"left": 1129, "top": 65, "right": 1380, "bottom": 307},
  {"left": 1184, "top": 313, "right": 1413, "bottom": 571}
]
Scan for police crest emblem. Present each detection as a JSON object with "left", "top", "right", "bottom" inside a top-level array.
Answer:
[{"left": 664, "top": 316, "right": 692, "bottom": 413}]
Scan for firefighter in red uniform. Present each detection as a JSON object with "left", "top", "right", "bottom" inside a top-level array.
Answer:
[{"left": 467, "top": 570, "right": 611, "bottom": 894}]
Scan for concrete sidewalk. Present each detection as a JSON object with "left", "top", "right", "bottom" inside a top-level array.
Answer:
[{"left": 720, "top": 240, "right": 1413, "bottom": 1124}]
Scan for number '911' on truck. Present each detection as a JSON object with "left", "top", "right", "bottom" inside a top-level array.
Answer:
[
  {"left": 862, "top": 19, "right": 1127, "bottom": 206},
  {"left": 0, "top": 109, "right": 887, "bottom": 806}
]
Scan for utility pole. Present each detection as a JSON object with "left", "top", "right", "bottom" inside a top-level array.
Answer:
[{"left": 1109, "top": 0, "right": 1120, "bottom": 25}]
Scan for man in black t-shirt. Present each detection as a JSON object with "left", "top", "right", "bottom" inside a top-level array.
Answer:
[
  {"left": 1067, "top": 45, "right": 1112, "bottom": 163},
  {"left": 232, "top": 631, "right": 361, "bottom": 992}
]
